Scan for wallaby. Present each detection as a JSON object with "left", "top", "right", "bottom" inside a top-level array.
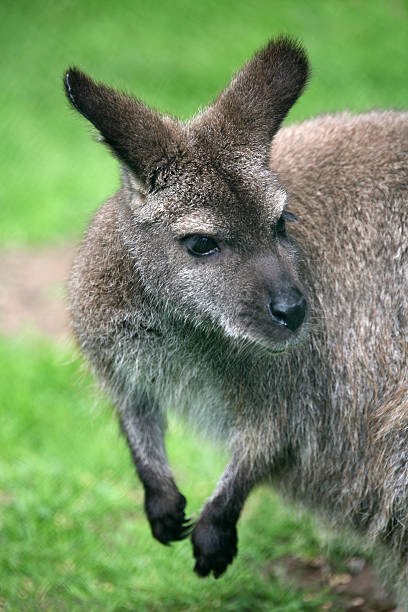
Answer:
[{"left": 64, "top": 37, "right": 408, "bottom": 601}]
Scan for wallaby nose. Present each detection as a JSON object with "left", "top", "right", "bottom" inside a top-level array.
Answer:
[{"left": 268, "top": 290, "right": 306, "bottom": 332}]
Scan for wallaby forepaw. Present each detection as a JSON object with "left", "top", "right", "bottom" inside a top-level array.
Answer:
[
  {"left": 145, "top": 490, "right": 192, "bottom": 544},
  {"left": 192, "top": 518, "right": 238, "bottom": 578}
]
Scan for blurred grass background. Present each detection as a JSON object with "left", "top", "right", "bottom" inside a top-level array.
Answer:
[{"left": 0, "top": 0, "right": 407, "bottom": 610}]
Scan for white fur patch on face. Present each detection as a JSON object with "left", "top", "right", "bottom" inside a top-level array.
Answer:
[
  {"left": 273, "top": 188, "right": 287, "bottom": 216},
  {"left": 172, "top": 211, "right": 221, "bottom": 236},
  {"left": 256, "top": 182, "right": 287, "bottom": 223},
  {"left": 275, "top": 188, "right": 287, "bottom": 209},
  {"left": 233, "top": 155, "right": 288, "bottom": 220},
  {"left": 121, "top": 166, "right": 146, "bottom": 196}
]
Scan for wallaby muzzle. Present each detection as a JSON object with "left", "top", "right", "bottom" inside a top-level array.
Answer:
[
  {"left": 268, "top": 287, "right": 307, "bottom": 332},
  {"left": 241, "top": 256, "right": 308, "bottom": 346}
]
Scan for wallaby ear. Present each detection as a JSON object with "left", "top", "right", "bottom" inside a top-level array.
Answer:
[
  {"left": 63, "top": 68, "right": 182, "bottom": 189},
  {"left": 192, "top": 36, "right": 309, "bottom": 158}
]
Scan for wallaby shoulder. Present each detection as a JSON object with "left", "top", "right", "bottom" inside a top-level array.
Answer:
[
  {"left": 271, "top": 110, "right": 408, "bottom": 202},
  {"left": 271, "top": 110, "right": 408, "bottom": 276}
]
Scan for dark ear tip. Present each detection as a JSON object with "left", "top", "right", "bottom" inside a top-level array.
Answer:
[
  {"left": 263, "top": 35, "right": 310, "bottom": 77},
  {"left": 268, "top": 34, "right": 307, "bottom": 57},
  {"left": 63, "top": 70, "right": 72, "bottom": 97},
  {"left": 63, "top": 66, "right": 91, "bottom": 118},
  {"left": 63, "top": 66, "right": 83, "bottom": 94}
]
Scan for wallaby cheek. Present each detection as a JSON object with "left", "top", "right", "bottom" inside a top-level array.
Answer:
[{"left": 168, "top": 266, "right": 239, "bottom": 325}]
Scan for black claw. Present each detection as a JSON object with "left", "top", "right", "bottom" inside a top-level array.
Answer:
[
  {"left": 146, "top": 489, "right": 191, "bottom": 545},
  {"left": 181, "top": 526, "right": 194, "bottom": 537},
  {"left": 183, "top": 519, "right": 194, "bottom": 530},
  {"left": 145, "top": 489, "right": 191, "bottom": 546},
  {"left": 173, "top": 528, "right": 193, "bottom": 541},
  {"left": 152, "top": 515, "right": 190, "bottom": 544}
]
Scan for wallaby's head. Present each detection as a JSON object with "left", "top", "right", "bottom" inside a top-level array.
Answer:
[{"left": 64, "top": 37, "right": 310, "bottom": 352}]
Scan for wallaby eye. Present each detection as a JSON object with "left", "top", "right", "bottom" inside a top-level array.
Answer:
[
  {"left": 275, "top": 210, "right": 298, "bottom": 238},
  {"left": 183, "top": 235, "right": 219, "bottom": 257},
  {"left": 276, "top": 216, "right": 286, "bottom": 236}
]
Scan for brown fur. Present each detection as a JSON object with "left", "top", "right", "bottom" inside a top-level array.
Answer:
[{"left": 64, "top": 37, "right": 408, "bottom": 601}]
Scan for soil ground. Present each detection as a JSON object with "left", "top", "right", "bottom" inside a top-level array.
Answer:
[
  {"left": 0, "top": 245, "right": 402, "bottom": 611},
  {"left": 0, "top": 245, "right": 74, "bottom": 339}
]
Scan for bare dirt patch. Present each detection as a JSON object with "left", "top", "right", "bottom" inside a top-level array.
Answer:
[
  {"left": 0, "top": 245, "right": 402, "bottom": 610},
  {"left": 267, "top": 555, "right": 400, "bottom": 611},
  {"left": 0, "top": 244, "right": 75, "bottom": 339}
]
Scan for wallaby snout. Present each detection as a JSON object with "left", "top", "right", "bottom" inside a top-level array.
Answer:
[
  {"left": 268, "top": 287, "right": 306, "bottom": 332},
  {"left": 236, "top": 255, "right": 308, "bottom": 349}
]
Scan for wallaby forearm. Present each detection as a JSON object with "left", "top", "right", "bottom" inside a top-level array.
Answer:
[{"left": 118, "top": 393, "right": 191, "bottom": 544}]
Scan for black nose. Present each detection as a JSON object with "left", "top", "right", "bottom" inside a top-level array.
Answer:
[{"left": 268, "top": 290, "right": 306, "bottom": 332}]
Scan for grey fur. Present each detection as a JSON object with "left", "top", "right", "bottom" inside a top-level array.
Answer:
[{"left": 64, "top": 37, "right": 408, "bottom": 599}]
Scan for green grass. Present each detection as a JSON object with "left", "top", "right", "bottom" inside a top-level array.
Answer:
[
  {"left": 1, "top": 0, "right": 407, "bottom": 244},
  {"left": 0, "top": 336, "right": 358, "bottom": 611}
]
